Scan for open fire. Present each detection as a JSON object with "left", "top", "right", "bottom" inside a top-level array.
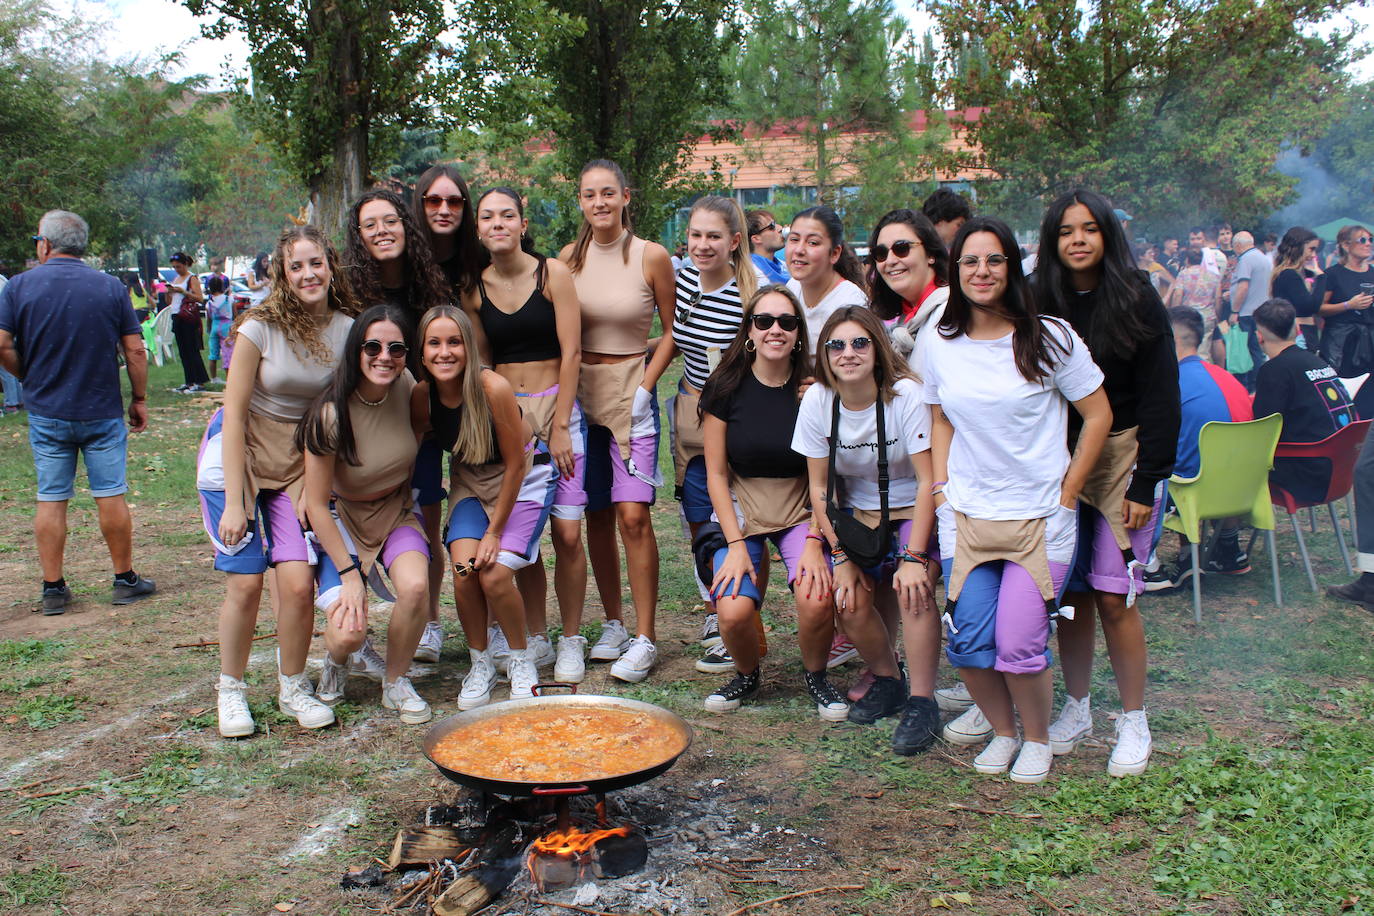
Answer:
[{"left": 525, "top": 822, "right": 635, "bottom": 892}]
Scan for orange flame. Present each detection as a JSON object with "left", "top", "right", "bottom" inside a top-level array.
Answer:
[{"left": 530, "top": 824, "right": 631, "bottom": 858}]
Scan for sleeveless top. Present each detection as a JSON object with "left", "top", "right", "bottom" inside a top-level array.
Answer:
[
  {"left": 429, "top": 383, "right": 500, "bottom": 466},
  {"left": 478, "top": 260, "right": 561, "bottom": 364},
  {"left": 574, "top": 232, "right": 655, "bottom": 355}
]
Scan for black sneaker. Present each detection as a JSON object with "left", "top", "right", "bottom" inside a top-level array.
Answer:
[
  {"left": 1203, "top": 541, "right": 1250, "bottom": 575},
  {"left": 112, "top": 575, "right": 157, "bottom": 606},
  {"left": 703, "top": 668, "right": 759, "bottom": 713},
  {"left": 40, "top": 585, "right": 72, "bottom": 615},
  {"left": 1142, "top": 564, "right": 1178, "bottom": 592},
  {"left": 804, "top": 670, "right": 850, "bottom": 722},
  {"left": 695, "top": 645, "right": 734, "bottom": 674},
  {"left": 891, "top": 695, "right": 940, "bottom": 755},
  {"left": 847, "top": 675, "right": 905, "bottom": 724}
]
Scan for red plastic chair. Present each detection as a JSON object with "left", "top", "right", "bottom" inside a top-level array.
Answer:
[{"left": 1268, "top": 418, "right": 1371, "bottom": 592}]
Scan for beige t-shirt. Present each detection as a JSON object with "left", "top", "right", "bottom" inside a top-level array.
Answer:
[
  {"left": 237, "top": 312, "right": 353, "bottom": 422},
  {"left": 327, "top": 372, "right": 419, "bottom": 498}
]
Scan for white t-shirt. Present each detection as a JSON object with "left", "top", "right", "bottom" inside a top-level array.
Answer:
[
  {"left": 920, "top": 317, "right": 1103, "bottom": 520},
  {"left": 237, "top": 312, "right": 353, "bottom": 422},
  {"left": 245, "top": 268, "right": 271, "bottom": 307},
  {"left": 787, "top": 277, "right": 867, "bottom": 356},
  {"left": 791, "top": 377, "right": 931, "bottom": 510}
]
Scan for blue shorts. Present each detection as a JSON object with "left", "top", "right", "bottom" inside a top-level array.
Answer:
[
  {"left": 28, "top": 414, "right": 128, "bottom": 501},
  {"left": 198, "top": 487, "right": 271, "bottom": 575},
  {"left": 412, "top": 437, "right": 446, "bottom": 506},
  {"left": 679, "top": 457, "right": 711, "bottom": 524}
]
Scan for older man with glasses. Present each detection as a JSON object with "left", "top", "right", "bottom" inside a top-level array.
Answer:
[{"left": 0, "top": 210, "right": 157, "bottom": 614}]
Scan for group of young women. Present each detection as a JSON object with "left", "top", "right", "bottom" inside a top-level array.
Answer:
[{"left": 194, "top": 159, "right": 1177, "bottom": 785}]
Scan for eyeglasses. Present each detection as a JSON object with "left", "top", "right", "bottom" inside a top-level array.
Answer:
[
  {"left": 1355, "top": 236, "right": 1373, "bottom": 244},
  {"left": 423, "top": 194, "right": 464, "bottom": 211},
  {"left": 823, "top": 336, "right": 872, "bottom": 353},
  {"left": 956, "top": 253, "right": 1009, "bottom": 269},
  {"left": 362, "top": 339, "right": 409, "bottom": 358},
  {"left": 675, "top": 289, "right": 703, "bottom": 326},
  {"left": 359, "top": 215, "right": 402, "bottom": 234},
  {"left": 872, "top": 239, "right": 917, "bottom": 263},
  {"left": 750, "top": 313, "right": 800, "bottom": 331},
  {"left": 31, "top": 235, "right": 45, "bottom": 243}
]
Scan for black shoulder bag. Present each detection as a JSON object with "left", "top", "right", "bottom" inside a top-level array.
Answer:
[{"left": 824, "top": 393, "right": 892, "bottom": 569}]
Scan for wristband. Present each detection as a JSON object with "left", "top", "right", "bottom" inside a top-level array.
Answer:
[
  {"left": 830, "top": 546, "right": 848, "bottom": 558},
  {"left": 898, "top": 546, "right": 931, "bottom": 565},
  {"left": 805, "top": 533, "right": 825, "bottom": 545},
  {"left": 131, "top": 396, "right": 147, "bottom": 402},
  {"left": 929, "top": 480, "right": 948, "bottom": 493},
  {"left": 727, "top": 537, "right": 746, "bottom": 545},
  {"left": 832, "top": 554, "right": 850, "bottom": 566},
  {"left": 339, "top": 561, "right": 362, "bottom": 577}
]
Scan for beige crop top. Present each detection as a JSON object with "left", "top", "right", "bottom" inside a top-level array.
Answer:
[
  {"left": 574, "top": 232, "right": 656, "bottom": 355},
  {"left": 238, "top": 313, "right": 353, "bottom": 422},
  {"left": 328, "top": 372, "right": 418, "bottom": 498}
]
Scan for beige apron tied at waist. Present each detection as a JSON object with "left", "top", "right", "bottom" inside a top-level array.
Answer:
[
  {"left": 242, "top": 410, "right": 307, "bottom": 517},
  {"left": 943, "top": 513, "right": 1063, "bottom": 633},
  {"left": 577, "top": 358, "right": 643, "bottom": 464},
  {"left": 519, "top": 388, "right": 559, "bottom": 445},
  {"left": 333, "top": 484, "right": 426, "bottom": 574},
  {"left": 670, "top": 384, "right": 705, "bottom": 487},
  {"left": 1075, "top": 425, "right": 1145, "bottom": 607},
  {"left": 732, "top": 474, "right": 810, "bottom": 538},
  {"left": 450, "top": 449, "right": 534, "bottom": 519}
]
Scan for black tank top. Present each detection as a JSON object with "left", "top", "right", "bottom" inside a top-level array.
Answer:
[
  {"left": 478, "top": 260, "right": 561, "bottom": 364},
  {"left": 429, "top": 384, "right": 501, "bottom": 465}
]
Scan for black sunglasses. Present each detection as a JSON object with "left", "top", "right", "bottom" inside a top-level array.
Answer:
[
  {"left": 1356, "top": 235, "right": 1373, "bottom": 244},
  {"left": 823, "top": 336, "right": 872, "bottom": 353},
  {"left": 362, "top": 339, "right": 409, "bottom": 358},
  {"left": 675, "top": 289, "right": 703, "bottom": 326},
  {"left": 750, "top": 313, "right": 800, "bottom": 331},
  {"left": 871, "top": 239, "right": 917, "bottom": 263}
]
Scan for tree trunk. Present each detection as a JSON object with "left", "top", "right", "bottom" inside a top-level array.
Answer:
[{"left": 306, "top": 1, "right": 368, "bottom": 241}]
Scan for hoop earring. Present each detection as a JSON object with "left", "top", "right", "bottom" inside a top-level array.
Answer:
[
  {"left": 744, "top": 339, "right": 757, "bottom": 353},
  {"left": 794, "top": 340, "right": 802, "bottom": 352}
]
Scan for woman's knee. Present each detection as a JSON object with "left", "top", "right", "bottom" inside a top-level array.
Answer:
[
  {"left": 715, "top": 598, "right": 758, "bottom": 631},
  {"left": 479, "top": 564, "right": 517, "bottom": 595},
  {"left": 616, "top": 503, "right": 652, "bottom": 540},
  {"left": 551, "top": 520, "right": 583, "bottom": 555}
]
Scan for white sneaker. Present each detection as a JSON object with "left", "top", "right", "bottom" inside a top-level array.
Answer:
[
  {"left": 942, "top": 705, "right": 994, "bottom": 745},
  {"left": 349, "top": 638, "right": 387, "bottom": 682},
  {"left": 316, "top": 654, "right": 347, "bottom": 706},
  {"left": 526, "top": 632, "right": 556, "bottom": 670},
  {"left": 413, "top": 622, "right": 443, "bottom": 663},
  {"left": 1010, "top": 741, "right": 1053, "bottom": 784},
  {"left": 1049, "top": 695, "right": 1093, "bottom": 755},
  {"left": 934, "top": 682, "right": 975, "bottom": 713},
  {"left": 488, "top": 625, "right": 512, "bottom": 666},
  {"left": 699, "top": 613, "right": 722, "bottom": 649},
  {"left": 973, "top": 735, "right": 1022, "bottom": 774},
  {"left": 459, "top": 648, "right": 498, "bottom": 710},
  {"left": 216, "top": 674, "right": 254, "bottom": 738},
  {"left": 277, "top": 672, "right": 336, "bottom": 729},
  {"left": 507, "top": 649, "right": 539, "bottom": 700},
  {"left": 589, "top": 619, "right": 632, "bottom": 661},
  {"left": 382, "top": 677, "right": 432, "bottom": 724},
  {"left": 554, "top": 635, "right": 587, "bottom": 683},
  {"left": 1108, "top": 709, "right": 1152, "bottom": 777},
  {"left": 610, "top": 635, "right": 657, "bottom": 683}
]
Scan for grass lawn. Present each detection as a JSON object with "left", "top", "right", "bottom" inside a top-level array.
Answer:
[{"left": 1, "top": 360, "right": 1372, "bottom": 915}]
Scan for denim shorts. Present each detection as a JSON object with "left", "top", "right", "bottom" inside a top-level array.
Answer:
[{"left": 28, "top": 414, "right": 128, "bottom": 501}]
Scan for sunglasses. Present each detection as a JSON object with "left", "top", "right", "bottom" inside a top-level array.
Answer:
[
  {"left": 956, "top": 253, "right": 1009, "bottom": 269},
  {"left": 1355, "top": 236, "right": 1373, "bottom": 244},
  {"left": 362, "top": 339, "right": 409, "bottom": 358},
  {"left": 423, "top": 194, "right": 465, "bottom": 211},
  {"left": 750, "top": 313, "right": 800, "bottom": 331},
  {"left": 31, "top": 235, "right": 45, "bottom": 244},
  {"left": 823, "top": 336, "right": 872, "bottom": 353},
  {"left": 675, "top": 289, "right": 703, "bottom": 327},
  {"left": 872, "top": 239, "right": 917, "bottom": 262},
  {"left": 454, "top": 558, "right": 477, "bottom": 578}
]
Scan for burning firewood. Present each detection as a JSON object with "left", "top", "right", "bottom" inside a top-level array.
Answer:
[
  {"left": 431, "top": 823, "right": 524, "bottom": 916},
  {"left": 388, "top": 826, "right": 467, "bottom": 870}
]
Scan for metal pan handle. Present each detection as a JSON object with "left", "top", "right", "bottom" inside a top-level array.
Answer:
[
  {"left": 532, "top": 682, "right": 578, "bottom": 696},
  {"left": 533, "top": 784, "right": 590, "bottom": 796}
]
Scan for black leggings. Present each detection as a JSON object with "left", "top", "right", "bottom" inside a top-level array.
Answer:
[{"left": 173, "top": 318, "right": 210, "bottom": 386}]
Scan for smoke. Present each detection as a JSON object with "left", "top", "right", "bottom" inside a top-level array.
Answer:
[{"left": 1269, "top": 145, "right": 1338, "bottom": 231}]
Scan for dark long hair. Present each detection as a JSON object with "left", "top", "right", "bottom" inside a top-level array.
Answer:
[
  {"left": 413, "top": 164, "right": 483, "bottom": 293},
  {"left": 297, "top": 303, "right": 411, "bottom": 467},
  {"left": 250, "top": 251, "right": 270, "bottom": 282},
  {"left": 344, "top": 189, "right": 452, "bottom": 315},
  {"left": 567, "top": 159, "right": 634, "bottom": 274},
  {"left": 814, "top": 306, "right": 913, "bottom": 404},
  {"left": 790, "top": 206, "right": 865, "bottom": 290},
  {"left": 1033, "top": 188, "right": 1151, "bottom": 360},
  {"left": 1271, "top": 225, "right": 1319, "bottom": 286},
  {"left": 698, "top": 285, "right": 811, "bottom": 420},
  {"left": 477, "top": 187, "right": 541, "bottom": 257},
  {"left": 940, "top": 217, "right": 1067, "bottom": 383},
  {"left": 866, "top": 208, "right": 949, "bottom": 320}
]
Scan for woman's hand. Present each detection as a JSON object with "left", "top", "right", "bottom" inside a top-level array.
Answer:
[
  {"left": 794, "top": 538, "right": 832, "bottom": 600},
  {"left": 832, "top": 560, "right": 870, "bottom": 614},
  {"left": 1060, "top": 490, "right": 1079, "bottom": 510},
  {"left": 550, "top": 424, "right": 575, "bottom": 479},
  {"left": 710, "top": 542, "right": 756, "bottom": 600},
  {"left": 329, "top": 573, "right": 368, "bottom": 633},
  {"left": 893, "top": 559, "right": 935, "bottom": 616},
  {"left": 1350, "top": 293, "right": 1374, "bottom": 311},
  {"left": 219, "top": 505, "right": 248, "bottom": 546},
  {"left": 474, "top": 531, "right": 502, "bottom": 569},
  {"left": 1122, "top": 498, "right": 1152, "bottom": 530}
]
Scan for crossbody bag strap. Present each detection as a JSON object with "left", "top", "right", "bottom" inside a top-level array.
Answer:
[
  {"left": 875, "top": 394, "right": 890, "bottom": 528},
  {"left": 826, "top": 393, "right": 841, "bottom": 509}
]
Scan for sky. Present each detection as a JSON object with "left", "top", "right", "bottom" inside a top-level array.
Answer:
[{"left": 84, "top": 0, "right": 1373, "bottom": 86}]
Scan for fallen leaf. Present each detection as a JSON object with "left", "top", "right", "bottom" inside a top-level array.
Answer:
[
  {"left": 81, "top": 654, "right": 95, "bottom": 660},
  {"left": 1246, "top": 598, "right": 1260, "bottom": 607},
  {"left": 188, "top": 708, "right": 207, "bottom": 716},
  {"left": 306, "top": 822, "right": 321, "bottom": 829},
  {"left": 8, "top": 829, "right": 23, "bottom": 835},
  {"left": 862, "top": 790, "right": 885, "bottom": 799},
  {"left": 274, "top": 904, "right": 294, "bottom": 913},
  {"left": 930, "top": 897, "right": 950, "bottom": 909},
  {"left": 4, "top": 715, "right": 18, "bottom": 724},
  {"left": 950, "top": 892, "right": 973, "bottom": 904},
  {"left": 159, "top": 712, "right": 176, "bottom": 720},
  {"left": 164, "top": 805, "right": 178, "bottom": 814}
]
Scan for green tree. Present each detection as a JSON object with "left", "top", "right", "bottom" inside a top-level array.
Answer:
[{"left": 925, "top": 0, "right": 1360, "bottom": 233}]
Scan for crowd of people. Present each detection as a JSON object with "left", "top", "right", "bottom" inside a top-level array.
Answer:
[{"left": 3, "top": 167, "right": 1372, "bottom": 788}]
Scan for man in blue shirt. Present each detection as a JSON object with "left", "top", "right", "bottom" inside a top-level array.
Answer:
[
  {"left": 746, "top": 209, "right": 788, "bottom": 284},
  {"left": 0, "top": 210, "right": 157, "bottom": 614}
]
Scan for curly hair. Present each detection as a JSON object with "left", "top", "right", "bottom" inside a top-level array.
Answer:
[
  {"left": 229, "top": 225, "right": 361, "bottom": 362},
  {"left": 343, "top": 189, "right": 453, "bottom": 317}
]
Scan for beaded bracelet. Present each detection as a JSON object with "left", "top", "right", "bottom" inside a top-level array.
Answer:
[{"left": 898, "top": 546, "right": 931, "bottom": 565}]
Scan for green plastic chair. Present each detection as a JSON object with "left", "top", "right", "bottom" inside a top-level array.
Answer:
[{"left": 1163, "top": 414, "right": 1283, "bottom": 622}]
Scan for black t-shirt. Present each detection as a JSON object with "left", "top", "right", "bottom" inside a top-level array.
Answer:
[
  {"left": 701, "top": 372, "right": 806, "bottom": 479},
  {"left": 1321, "top": 264, "right": 1374, "bottom": 328},
  {"left": 1271, "top": 268, "right": 1326, "bottom": 319},
  {"left": 1253, "top": 345, "right": 1356, "bottom": 502}
]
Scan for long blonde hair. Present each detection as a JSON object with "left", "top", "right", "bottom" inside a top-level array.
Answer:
[
  {"left": 689, "top": 195, "right": 758, "bottom": 303},
  {"left": 230, "top": 225, "right": 361, "bottom": 361},
  {"left": 418, "top": 305, "right": 496, "bottom": 464}
]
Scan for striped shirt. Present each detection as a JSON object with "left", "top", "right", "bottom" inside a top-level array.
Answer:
[{"left": 672, "top": 265, "right": 749, "bottom": 389}]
